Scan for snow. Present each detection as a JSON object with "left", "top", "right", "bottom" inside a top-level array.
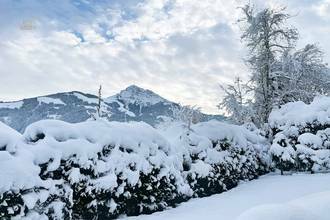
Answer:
[
  {"left": 37, "top": 97, "right": 66, "bottom": 105},
  {"left": 269, "top": 96, "right": 330, "bottom": 129},
  {"left": 106, "top": 85, "right": 168, "bottom": 106},
  {"left": 22, "top": 120, "right": 176, "bottom": 184},
  {"left": 0, "top": 122, "right": 47, "bottom": 195},
  {"left": 0, "top": 151, "right": 43, "bottom": 193},
  {"left": 129, "top": 173, "right": 330, "bottom": 220},
  {"left": 0, "top": 101, "right": 23, "bottom": 109},
  {"left": 237, "top": 191, "right": 330, "bottom": 220},
  {"left": 298, "top": 133, "right": 322, "bottom": 149},
  {"left": 0, "top": 118, "right": 271, "bottom": 218},
  {"left": 91, "top": 173, "right": 118, "bottom": 191},
  {"left": 0, "top": 116, "right": 329, "bottom": 219},
  {"left": 157, "top": 120, "right": 270, "bottom": 174},
  {"left": 0, "top": 121, "right": 21, "bottom": 152},
  {"left": 7, "top": 112, "right": 330, "bottom": 219},
  {"left": 114, "top": 100, "right": 136, "bottom": 117},
  {"left": 46, "top": 113, "right": 61, "bottom": 119},
  {"left": 190, "top": 160, "right": 212, "bottom": 178},
  {"left": 3, "top": 92, "right": 330, "bottom": 219},
  {"left": 73, "top": 92, "right": 98, "bottom": 104},
  {"left": 192, "top": 120, "right": 267, "bottom": 148}
]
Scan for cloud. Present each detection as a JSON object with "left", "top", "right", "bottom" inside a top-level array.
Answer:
[
  {"left": 111, "top": 0, "right": 240, "bottom": 42},
  {"left": 313, "top": 0, "right": 330, "bottom": 20},
  {"left": 0, "top": 0, "right": 329, "bottom": 114}
]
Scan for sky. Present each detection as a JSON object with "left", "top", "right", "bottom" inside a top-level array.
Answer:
[{"left": 0, "top": 0, "right": 329, "bottom": 114}]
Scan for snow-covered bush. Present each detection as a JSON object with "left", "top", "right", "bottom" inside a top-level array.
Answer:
[
  {"left": 160, "top": 121, "right": 270, "bottom": 197},
  {"left": 269, "top": 133, "right": 296, "bottom": 173},
  {"left": 22, "top": 120, "right": 191, "bottom": 219},
  {"left": 0, "top": 120, "right": 192, "bottom": 219},
  {"left": 269, "top": 96, "right": 330, "bottom": 173},
  {"left": 0, "top": 122, "right": 70, "bottom": 220},
  {"left": 0, "top": 119, "right": 269, "bottom": 219}
]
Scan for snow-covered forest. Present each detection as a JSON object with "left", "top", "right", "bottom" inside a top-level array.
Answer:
[{"left": 1, "top": 2, "right": 330, "bottom": 220}]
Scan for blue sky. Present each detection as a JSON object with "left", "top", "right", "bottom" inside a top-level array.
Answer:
[{"left": 0, "top": 0, "right": 329, "bottom": 113}]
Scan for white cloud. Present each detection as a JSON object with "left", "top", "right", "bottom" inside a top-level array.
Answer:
[
  {"left": 112, "top": 0, "right": 240, "bottom": 42},
  {"left": 0, "top": 0, "right": 329, "bottom": 114},
  {"left": 313, "top": 0, "right": 330, "bottom": 20}
]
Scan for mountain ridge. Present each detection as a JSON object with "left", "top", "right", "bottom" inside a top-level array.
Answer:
[{"left": 0, "top": 85, "right": 225, "bottom": 132}]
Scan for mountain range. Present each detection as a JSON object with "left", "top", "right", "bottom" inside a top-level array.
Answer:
[{"left": 0, "top": 85, "right": 224, "bottom": 132}]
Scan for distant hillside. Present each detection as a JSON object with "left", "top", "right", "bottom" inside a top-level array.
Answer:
[{"left": 0, "top": 85, "right": 225, "bottom": 132}]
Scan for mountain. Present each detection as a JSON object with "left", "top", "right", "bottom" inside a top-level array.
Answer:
[{"left": 0, "top": 85, "right": 225, "bottom": 132}]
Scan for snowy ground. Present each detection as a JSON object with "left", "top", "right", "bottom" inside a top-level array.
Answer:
[{"left": 128, "top": 173, "right": 330, "bottom": 220}]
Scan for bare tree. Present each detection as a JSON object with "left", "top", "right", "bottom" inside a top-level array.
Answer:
[
  {"left": 96, "top": 85, "right": 102, "bottom": 118},
  {"left": 90, "top": 85, "right": 111, "bottom": 121}
]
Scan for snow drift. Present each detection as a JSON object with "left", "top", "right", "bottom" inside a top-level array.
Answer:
[
  {"left": 0, "top": 119, "right": 268, "bottom": 219},
  {"left": 237, "top": 191, "right": 330, "bottom": 220}
]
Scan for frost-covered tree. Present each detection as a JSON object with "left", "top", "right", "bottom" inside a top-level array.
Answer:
[
  {"left": 171, "top": 104, "right": 202, "bottom": 131},
  {"left": 239, "top": 5, "right": 298, "bottom": 125},
  {"left": 218, "top": 77, "right": 254, "bottom": 124},
  {"left": 274, "top": 44, "right": 330, "bottom": 105}
]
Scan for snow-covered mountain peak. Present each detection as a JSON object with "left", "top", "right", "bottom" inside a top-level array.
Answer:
[
  {"left": 0, "top": 87, "right": 224, "bottom": 132},
  {"left": 106, "top": 85, "right": 168, "bottom": 106}
]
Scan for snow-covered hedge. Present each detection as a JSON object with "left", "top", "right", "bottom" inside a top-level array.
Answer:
[
  {"left": 0, "top": 119, "right": 269, "bottom": 219},
  {"left": 0, "top": 122, "right": 69, "bottom": 220},
  {"left": 24, "top": 120, "right": 192, "bottom": 219},
  {"left": 269, "top": 96, "right": 330, "bottom": 173},
  {"left": 159, "top": 121, "right": 270, "bottom": 197}
]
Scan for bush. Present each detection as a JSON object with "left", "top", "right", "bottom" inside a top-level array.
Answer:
[
  {"left": 174, "top": 121, "right": 269, "bottom": 197},
  {"left": 269, "top": 97, "right": 330, "bottom": 173},
  {"left": 0, "top": 119, "right": 269, "bottom": 219}
]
